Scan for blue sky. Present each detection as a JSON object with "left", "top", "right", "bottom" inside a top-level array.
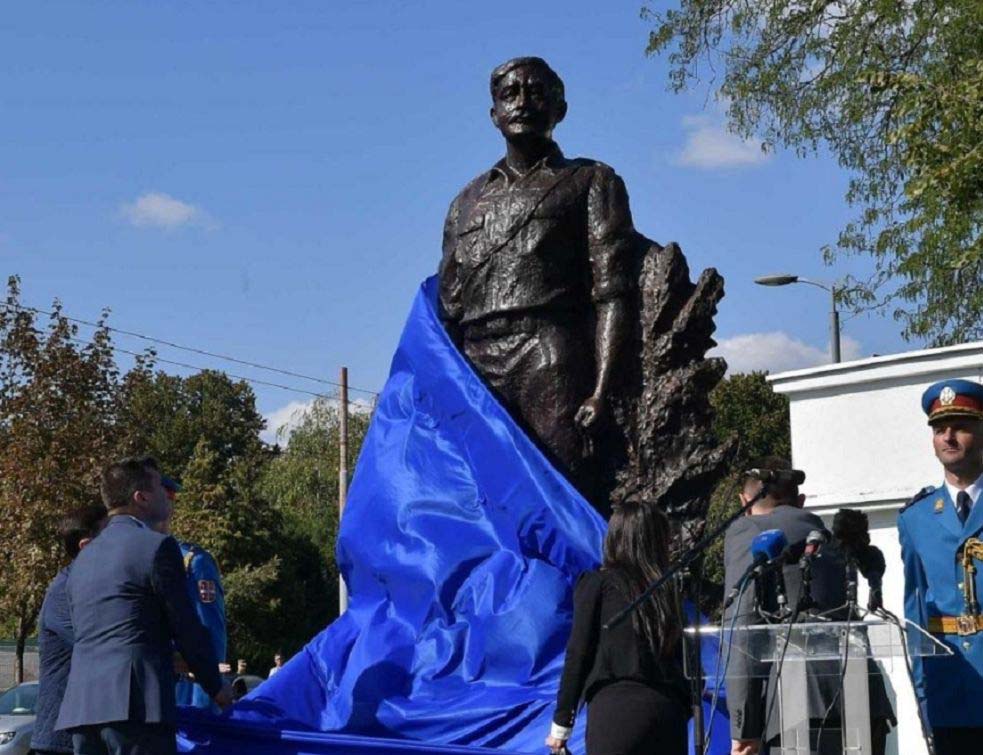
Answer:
[{"left": 1, "top": 1, "right": 911, "bottom": 441}]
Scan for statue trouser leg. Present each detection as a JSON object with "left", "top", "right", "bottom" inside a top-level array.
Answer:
[{"left": 463, "top": 318, "right": 593, "bottom": 490}]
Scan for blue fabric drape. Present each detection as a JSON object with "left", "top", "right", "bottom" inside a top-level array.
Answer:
[
  {"left": 182, "top": 277, "right": 604, "bottom": 753},
  {"left": 178, "top": 277, "right": 729, "bottom": 754}
]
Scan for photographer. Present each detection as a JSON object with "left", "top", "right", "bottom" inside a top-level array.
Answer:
[{"left": 723, "top": 458, "right": 893, "bottom": 755}]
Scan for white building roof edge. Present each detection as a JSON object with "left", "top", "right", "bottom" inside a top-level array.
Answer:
[{"left": 767, "top": 340, "right": 983, "bottom": 395}]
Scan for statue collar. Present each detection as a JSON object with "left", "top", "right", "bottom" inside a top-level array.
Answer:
[{"left": 490, "top": 143, "right": 565, "bottom": 183}]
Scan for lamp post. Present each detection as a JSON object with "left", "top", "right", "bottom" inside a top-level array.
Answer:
[{"left": 754, "top": 274, "right": 841, "bottom": 363}]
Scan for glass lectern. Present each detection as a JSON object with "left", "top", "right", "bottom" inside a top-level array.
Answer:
[{"left": 685, "top": 618, "right": 950, "bottom": 754}]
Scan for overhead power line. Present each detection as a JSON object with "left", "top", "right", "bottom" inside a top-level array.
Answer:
[
  {"left": 2, "top": 301, "right": 379, "bottom": 396},
  {"left": 70, "top": 336, "right": 341, "bottom": 402}
]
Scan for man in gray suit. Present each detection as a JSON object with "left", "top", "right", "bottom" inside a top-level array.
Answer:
[
  {"left": 723, "top": 458, "right": 894, "bottom": 755},
  {"left": 56, "top": 457, "right": 233, "bottom": 755},
  {"left": 31, "top": 505, "right": 107, "bottom": 755}
]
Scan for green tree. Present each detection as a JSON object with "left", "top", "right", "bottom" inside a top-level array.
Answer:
[
  {"left": 117, "top": 368, "right": 268, "bottom": 478},
  {"left": 702, "top": 371, "right": 791, "bottom": 591},
  {"left": 259, "top": 398, "right": 371, "bottom": 645},
  {"left": 115, "top": 370, "right": 349, "bottom": 669},
  {"left": 0, "top": 277, "right": 119, "bottom": 681},
  {"left": 116, "top": 369, "right": 289, "bottom": 669},
  {"left": 261, "top": 398, "right": 371, "bottom": 560},
  {"left": 645, "top": 0, "right": 983, "bottom": 345}
]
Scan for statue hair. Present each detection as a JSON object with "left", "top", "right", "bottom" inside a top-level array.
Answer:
[{"left": 489, "top": 56, "right": 565, "bottom": 104}]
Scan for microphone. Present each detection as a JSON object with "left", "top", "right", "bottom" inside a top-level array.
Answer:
[
  {"left": 832, "top": 508, "right": 886, "bottom": 610},
  {"left": 723, "top": 529, "right": 788, "bottom": 609},
  {"left": 803, "top": 529, "right": 830, "bottom": 559},
  {"left": 857, "top": 544, "right": 886, "bottom": 611},
  {"left": 832, "top": 509, "right": 870, "bottom": 553},
  {"left": 752, "top": 529, "right": 788, "bottom": 562},
  {"left": 797, "top": 529, "right": 829, "bottom": 612},
  {"left": 745, "top": 468, "right": 806, "bottom": 486}
]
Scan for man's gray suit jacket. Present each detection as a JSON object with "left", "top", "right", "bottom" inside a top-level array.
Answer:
[
  {"left": 722, "top": 504, "right": 893, "bottom": 742},
  {"left": 56, "top": 515, "right": 223, "bottom": 730}
]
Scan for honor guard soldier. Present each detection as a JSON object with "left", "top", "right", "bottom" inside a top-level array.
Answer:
[
  {"left": 161, "top": 475, "right": 229, "bottom": 710},
  {"left": 899, "top": 378, "right": 983, "bottom": 754}
]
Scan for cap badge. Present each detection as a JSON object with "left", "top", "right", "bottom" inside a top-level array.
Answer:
[{"left": 941, "top": 386, "right": 957, "bottom": 406}]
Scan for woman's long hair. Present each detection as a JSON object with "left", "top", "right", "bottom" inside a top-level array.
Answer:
[{"left": 602, "top": 501, "right": 681, "bottom": 659}]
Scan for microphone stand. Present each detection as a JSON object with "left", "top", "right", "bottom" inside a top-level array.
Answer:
[
  {"left": 797, "top": 552, "right": 818, "bottom": 614},
  {"left": 604, "top": 482, "right": 771, "bottom": 755}
]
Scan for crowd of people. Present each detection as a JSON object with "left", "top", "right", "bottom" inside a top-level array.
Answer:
[{"left": 545, "top": 377, "right": 983, "bottom": 755}]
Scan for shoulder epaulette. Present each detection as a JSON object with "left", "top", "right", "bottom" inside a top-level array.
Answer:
[
  {"left": 180, "top": 541, "right": 201, "bottom": 573},
  {"left": 901, "top": 486, "right": 936, "bottom": 513}
]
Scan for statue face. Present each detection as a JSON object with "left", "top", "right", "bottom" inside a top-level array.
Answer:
[{"left": 490, "top": 65, "right": 565, "bottom": 141}]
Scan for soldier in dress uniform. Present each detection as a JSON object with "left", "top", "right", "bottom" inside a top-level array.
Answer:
[
  {"left": 898, "top": 378, "right": 983, "bottom": 754},
  {"left": 159, "top": 475, "right": 228, "bottom": 710}
]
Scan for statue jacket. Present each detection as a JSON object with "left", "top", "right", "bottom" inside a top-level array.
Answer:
[{"left": 438, "top": 143, "right": 636, "bottom": 328}]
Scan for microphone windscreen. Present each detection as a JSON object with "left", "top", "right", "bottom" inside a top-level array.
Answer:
[
  {"left": 750, "top": 529, "right": 788, "bottom": 562},
  {"left": 858, "top": 544, "right": 887, "bottom": 580},
  {"left": 832, "top": 508, "right": 871, "bottom": 552}
]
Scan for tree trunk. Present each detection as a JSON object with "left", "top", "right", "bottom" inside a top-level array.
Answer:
[{"left": 15, "top": 613, "right": 27, "bottom": 684}]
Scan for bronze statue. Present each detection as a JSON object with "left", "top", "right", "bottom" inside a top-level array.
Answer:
[{"left": 439, "top": 57, "right": 732, "bottom": 530}]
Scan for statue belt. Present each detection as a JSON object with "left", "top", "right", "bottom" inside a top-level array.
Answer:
[
  {"left": 930, "top": 537, "right": 983, "bottom": 636},
  {"left": 464, "top": 313, "right": 554, "bottom": 339}
]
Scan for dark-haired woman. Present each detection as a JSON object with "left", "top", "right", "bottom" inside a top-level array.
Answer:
[{"left": 545, "top": 501, "right": 689, "bottom": 755}]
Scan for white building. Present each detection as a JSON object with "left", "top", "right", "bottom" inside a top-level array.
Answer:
[{"left": 769, "top": 341, "right": 983, "bottom": 755}]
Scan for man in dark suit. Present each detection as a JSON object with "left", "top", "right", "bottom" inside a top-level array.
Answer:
[
  {"left": 30, "top": 505, "right": 108, "bottom": 755},
  {"left": 723, "top": 458, "right": 894, "bottom": 755},
  {"left": 56, "top": 457, "right": 233, "bottom": 755}
]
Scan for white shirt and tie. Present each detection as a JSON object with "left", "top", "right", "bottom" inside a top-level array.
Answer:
[{"left": 944, "top": 473, "right": 983, "bottom": 523}]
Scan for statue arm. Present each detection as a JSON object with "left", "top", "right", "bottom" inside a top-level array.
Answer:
[
  {"left": 592, "top": 298, "right": 628, "bottom": 401},
  {"left": 576, "top": 166, "right": 635, "bottom": 430},
  {"left": 438, "top": 194, "right": 464, "bottom": 341}
]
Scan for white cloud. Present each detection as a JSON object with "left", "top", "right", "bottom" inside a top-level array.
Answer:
[
  {"left": 710, "top": 331, "right": 862, "bottom": 374},
  {"left": 261, "top": 396, "right": 376, "bottom": 446},
  {"left": 120, "top": 191, "right": 214, "bottom": 230},
  {"left": 675, "top": 114, "right": 770, "bottom": 169},
  {"left": 262, "top": 399, "right": 313, "bottom": 445}
]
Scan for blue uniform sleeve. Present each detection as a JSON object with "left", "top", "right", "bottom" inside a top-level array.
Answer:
[
  {"left": 153, "top": 537, "right": 223, "bottom": 697},
  {"left": 187, "top": 550, "right": 227, "bottom": 665},
  {"left": 898, "top": 514, "right": 928, "bottom": 704}
]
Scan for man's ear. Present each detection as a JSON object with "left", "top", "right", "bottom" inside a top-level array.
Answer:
[
  {"left": 553, "top": 100, "right": 567, "bottom": 125},
  {"left": 78, "top": 537, "right": 93, "bottom": 551},
  {"left": 490, "top": 106, "right": 501, "bottom": 129},
  {"left": 795, "top": 493, "right": 806, "bottom": 509}
]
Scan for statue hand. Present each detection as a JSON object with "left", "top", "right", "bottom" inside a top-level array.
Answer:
[{"left": 574, "top": 395, "right": 605, "bottom": 432}]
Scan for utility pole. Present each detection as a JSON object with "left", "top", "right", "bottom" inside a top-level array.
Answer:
[
  {"left": 338, "top": 366, "right": 349, "bottom": 615},
  {"left": 829, "top": 284, "right": 841, "bottom": 364}
]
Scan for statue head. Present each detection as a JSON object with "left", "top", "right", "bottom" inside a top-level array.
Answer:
[{"left": 489, "top": 57, "right": 567, "bottom": 143}]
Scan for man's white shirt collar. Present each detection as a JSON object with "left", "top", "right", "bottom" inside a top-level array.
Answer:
[{"left": 944, "top": 471, "right": 983, "bottom": 510}]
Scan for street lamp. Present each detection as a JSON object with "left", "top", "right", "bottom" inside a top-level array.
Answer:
[{"left": 754, "top": 274, "right": 841, "bottom": 363}]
